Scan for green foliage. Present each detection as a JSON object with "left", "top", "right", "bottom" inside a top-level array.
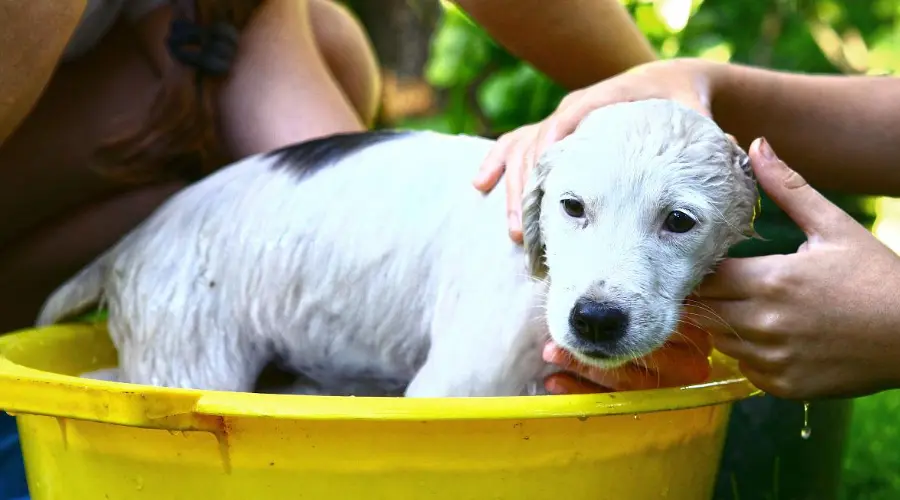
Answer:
[
  {"left": 406, "top": 0, "right": 900, "bottom": 138},
  {"left": 841, "top": 390, "right": 900, "bottom": 500},
  {"left": 402, "top": 3, "right": 567, "bottom": 135}
]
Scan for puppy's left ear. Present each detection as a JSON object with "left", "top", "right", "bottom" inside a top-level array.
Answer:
[
  {"left": 522, "top": 158, "right": 552, "bottom": 278},
  {"left": 731, "top": 142, "right": 763, "bottom": 240}
]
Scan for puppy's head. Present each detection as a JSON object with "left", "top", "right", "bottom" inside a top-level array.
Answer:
[{"left": 523, "top": 99, "right": 758, "bottom": 368}]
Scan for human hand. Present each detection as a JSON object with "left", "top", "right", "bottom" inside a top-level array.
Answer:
[
  {"left": 541, "top": 318, "right": 712, "bottom": 394},
  {"left": 473, "top": 58, "right": 719, "bottom": 243},
  {"left": 692, "top": 137, "right": 900, "bottom": 400}
]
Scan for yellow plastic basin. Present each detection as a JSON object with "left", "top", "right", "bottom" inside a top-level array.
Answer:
[{"left": 0, "top": 323, "right": 759, "bottom": 499}]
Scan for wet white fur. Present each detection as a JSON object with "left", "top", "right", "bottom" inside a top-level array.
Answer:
[{"left": 38, "top": 99, "right": 757, "bottom": 397}]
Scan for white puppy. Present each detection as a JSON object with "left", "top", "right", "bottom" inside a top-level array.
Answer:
[{"left": 37, "top": 99, "right": 758, "bottom": 397}]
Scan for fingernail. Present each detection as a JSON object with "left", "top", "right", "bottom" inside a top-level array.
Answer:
[
  {"left": 758, "top": 137, "right": 776, "bottom": 161},
  {"left": 544, "top": 351, "right": 565, "bottom": 365},
  {"left": 544, "top": 378, "right": 566, "bottom": 395},
  {"left": 757, "top": 137, "right": 808, "bottom": 189},
  {"left": 541, "top": 343, "right": 555, "bottom": 362},
  {"left": 542, "top": 343, "right": 564, "bottom": 363}
]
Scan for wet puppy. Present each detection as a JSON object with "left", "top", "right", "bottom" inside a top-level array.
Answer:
[{"left": 38, "top": 99, "right": 758, "bottom": 397}]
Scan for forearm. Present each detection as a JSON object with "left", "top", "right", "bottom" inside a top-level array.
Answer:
[
  {"left": 218, "top": 0, "right": 363, "bottom": 157},
  {"left": 453, "top": 0, "right": 656, "bottom": 90},
  {"left": 707, "top": 61, "right": 900, "bottom": 196},
  {"left": 0, "top": 0, "right": 86, "bottom": 145}
]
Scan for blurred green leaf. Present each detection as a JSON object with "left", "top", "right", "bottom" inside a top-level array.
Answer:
[
  {"left": 634, "top": 4, "right": 672, "bottom": 38},
  {"left": 477, "top": 64, "right": 563, "bottom": 132},
  {"left": 421, "top": 0, "right": 899, "bottom": 135},
  {"left": 424, "top": 7, "right": 494, "bottom": 88}
]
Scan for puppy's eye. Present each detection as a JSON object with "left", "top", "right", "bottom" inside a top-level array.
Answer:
[
  {"left": 663, "top": 210, "right": 696, "bottom": 233},
  {"left": 561, "top": 199, "right": 585, "bottom": 218}
]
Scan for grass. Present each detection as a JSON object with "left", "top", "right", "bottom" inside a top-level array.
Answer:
[
  {"left": 840, "top": 197, "right": 900, "bottom": 499},
  {"left": 842, "top": 391, "right": 900, "bottom": 499}
]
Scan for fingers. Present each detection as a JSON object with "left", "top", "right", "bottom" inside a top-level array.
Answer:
[
  {"left": 683, "top": 301, "right": 739, "bottom": 339},
  {"left": 505, "top": 137, "right": 530, "bottom": 243},
  {"left": 690, "top": 297, "right": 792, "bottom": 350},
  {"left": 553, "top": 85, "right": 712, "bottom": 137},
  {"left": 710, "top": 331, "right": 762, "bottom": 364},
  {"left": 543, "top": 343, "right": 636, "bottom": 390},
  {"left": 502, "top": 119, "right": 571, "bottom": 243},
  {"left": 546, "top": 86, "right": 628, "bottom": 142},
  {"left": 531, "top": 118, "right": 562, "bottom": 169},
  {"left": 749, "top": 137, "right": 858, "bottom": 241},
  {"left": 473, "top": 123, "right": 548, "bottom": 243},
  {"left": 542, "top": 342, "right": 710, "bottom": 393},
  {"left": 553, "top": 98, "right": 603, "bottom": 140},
  {"left": 734, "top": 360, "right": 780, "bottom": 396},
  {"left": 668, "top": 319, "right": 712, "bottom": 355},
  {"left": 472, "top": 136, "right": 512, "bottom": 192},
  {"left": 640, "top": 343, "right": 711, "bottom": 386},
  {"left": 693, "top": 255, "right": 790, "bottom": 300},
  {"left": 544, "top": 372, "right": 611, "bottom": 395}
]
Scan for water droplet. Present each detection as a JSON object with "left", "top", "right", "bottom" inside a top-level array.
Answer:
[
  {"left": 135, "top": 476, "right": 144, "bottom": 491},
  {"left": 800, "top": 401, "right": 811, "bottom": 439}
]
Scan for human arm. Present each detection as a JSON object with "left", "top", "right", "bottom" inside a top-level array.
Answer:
[
  {"left": 707, "top": 62, "right": 900, "bottom": 196},
  {"left": 216, "top": 0, "right": 365, "bottom": 157},
  {"left": 0, "top": 0, "right": 86, "bottom": 145},
  {"left": 451, "top": 0, "right": 656, "bottom": 90},
  {"left": 474, "top": 58, "right": 900, "bottom": 240}
]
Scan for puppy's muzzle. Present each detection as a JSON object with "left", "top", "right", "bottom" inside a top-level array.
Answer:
[{"left": 568, "top": 298, "right": 629, "bottom": 358}]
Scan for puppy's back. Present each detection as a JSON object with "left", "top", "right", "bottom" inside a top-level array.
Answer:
[{"left": 98, "top": 131, "right": 514, "bottom": 340}]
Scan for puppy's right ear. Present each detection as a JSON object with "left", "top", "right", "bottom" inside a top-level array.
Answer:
[
  {"left": 731, "top": 142, "right": 764, "bottom": 241},
  {"left": 522, "top": 159, "right": 552, "bottom": 278}
]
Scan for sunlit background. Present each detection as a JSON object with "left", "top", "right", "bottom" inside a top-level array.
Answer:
[{"left": 340, "top": 0, "right": 900, "bottom": 497}]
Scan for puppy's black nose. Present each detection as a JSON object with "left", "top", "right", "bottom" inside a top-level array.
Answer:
[{"left": 568, "top": 299, "right": 629, "bottom": 345}]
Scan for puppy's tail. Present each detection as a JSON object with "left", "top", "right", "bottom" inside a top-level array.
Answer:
[{"left": 36, "top": 252, "right": 111, "bottom": 326}]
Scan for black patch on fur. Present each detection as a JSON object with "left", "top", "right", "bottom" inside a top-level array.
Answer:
[{"left": 266, "top": 130, "right": 414, "bottom": 178}]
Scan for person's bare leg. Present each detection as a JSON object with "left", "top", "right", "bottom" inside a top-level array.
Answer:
[{"left": 309, "top": 0, "right": 381, "bottom": 127}]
